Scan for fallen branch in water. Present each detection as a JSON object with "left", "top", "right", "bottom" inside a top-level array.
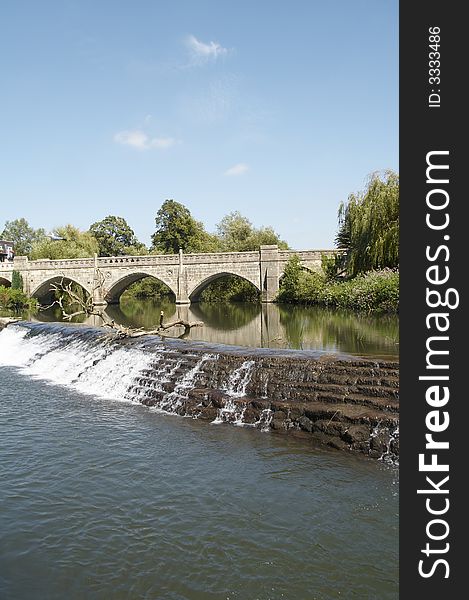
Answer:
[
  {"left": 0, "top": 317, "right": 22, "bottom": 331},
  {"left": 124, "top": 319, "right": 203, "bottom": 339},
  {"left": 42, "top": 278, "right": 203, "bottom": 339}
]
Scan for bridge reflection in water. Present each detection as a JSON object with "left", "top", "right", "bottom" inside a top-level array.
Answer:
[{"left": 35, "top": 300, "right": 399, "bottom": 359}]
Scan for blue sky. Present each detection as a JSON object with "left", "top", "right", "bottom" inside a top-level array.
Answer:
[{"left": 1, "top": 0, "right": 398, "bottom": 249}]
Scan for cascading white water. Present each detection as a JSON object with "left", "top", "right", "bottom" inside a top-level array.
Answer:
[
  {"left": 254, "top": 408, "right": 273, "bottom": 432},
  {"left": 150, "top": 353, "right": 217, "bottom": 414},
  {"left": 0, "top": 325, "right": 155, "bottom": 403},
  {"left": 211, "top": 397, "right": 247, "bottom": 426},
  {"left": 0, "top": 325, "right": 222, "bottom": 419},
  {"left": 212, "top": 360, "right": 255, "bottom": 426},
  {"left": 222, "top": 360, "right": 255, "bottom": 397},
  {"left": 370, "top": 421, "right": 399, "bottom": 464},
  {"left": 0, "top": 325, "right": 61, "bottom": 367},
  {"left": 0, "top": 323, "right": 400, "bottom": 459}
]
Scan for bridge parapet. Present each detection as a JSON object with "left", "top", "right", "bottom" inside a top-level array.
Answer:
[
  {"left": 278, "top": 249, "right": 337, "bottom": 261},
  {"left": 5, "top": 246, "right": 337, "bottom": 306},
  {"left": 16, "top": 257, "right": 95, "bottom": 270},
  {"left": 97, "top": 254, "right": 179, "bottom": 267},
  {"left": 0, "top": 261, "right": 14, "bottom": 271}
]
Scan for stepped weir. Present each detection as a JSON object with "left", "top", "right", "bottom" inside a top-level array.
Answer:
[{"left": 0, "top": 322, "right": 399, "bottom": 462}]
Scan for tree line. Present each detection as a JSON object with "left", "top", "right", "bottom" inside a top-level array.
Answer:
[
  {"left": 1, "top": 201, "right": 288, "bottom": 303},
  {"left": 1, "top": 171, "right": 399, "bottom": 309},
  {"left": 277, "top": 171, "right": 399, "bottom": 312},
  {"left": 1, "top": 200, "right": 288, "bottom": 261}
]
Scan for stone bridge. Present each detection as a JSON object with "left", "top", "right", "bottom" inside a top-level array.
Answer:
[{"left": 0, "top": 245, "right": 334, "bottom": 306}]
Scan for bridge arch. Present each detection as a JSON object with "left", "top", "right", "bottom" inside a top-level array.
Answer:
[
  {"left": 188, "top": 272, "right": 261, "bottom": 303},
  {"left": 104, "top": 272, "right": 177, "bottom": 304},
  {"left": 0, "top": 276, "right": 11, "bottom": 288},
  {"left": 30, "top": 276, "right": 92, "bottom": 303}
]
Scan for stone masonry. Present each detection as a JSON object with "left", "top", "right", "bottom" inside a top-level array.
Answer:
[{"left": 0, "top": 246, "right": 335, "bottom": 306}]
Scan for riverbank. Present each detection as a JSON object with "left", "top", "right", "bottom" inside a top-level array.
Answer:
[{"left": 277, "top": 262, "right": 399, "bottom": 313}]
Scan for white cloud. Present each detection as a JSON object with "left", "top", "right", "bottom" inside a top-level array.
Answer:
[
  {"left": 224, "top": 163, "right": 249, "bottom": 176},
  {"left": 149, "top": 136, "right": 176, "bottom": 149},
  {"left": 186, "top": 34, "right": 228, "bottom": 64},
  {"left": 114, "top": 129, "right": 176, "bottom": 150}
]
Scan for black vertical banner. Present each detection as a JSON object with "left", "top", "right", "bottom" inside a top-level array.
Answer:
[{"left": 400, "top": 1, "right": 466, "bottom": 597}]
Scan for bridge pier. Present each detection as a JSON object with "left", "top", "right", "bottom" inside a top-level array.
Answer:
[
  {"left": 176, "top": 249, "right": 191, "bottom": 304},
  {"left": 92, "top": 254, "right": 108, "bottom": 306},
  {"left": 0, "top": 247, "right": 334, "bottom": 308},
  {"left": 260, "top": 245, "right": 280, "bottom": 303}
]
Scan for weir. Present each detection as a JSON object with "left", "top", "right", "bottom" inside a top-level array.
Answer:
[{"left": 0, "top": 322, "right": 399, "bottom": 461}]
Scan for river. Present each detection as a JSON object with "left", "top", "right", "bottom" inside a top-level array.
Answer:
[
  {"left": 32, "top": 299, "right": 399, "bottom": 359},
  {"left": 0, "top": 321, "right": 398, "bottom": 599}
]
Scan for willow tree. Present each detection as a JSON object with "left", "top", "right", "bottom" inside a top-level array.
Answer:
[{"left": 336, "top": 170, "right": 399, "bottom": 277}]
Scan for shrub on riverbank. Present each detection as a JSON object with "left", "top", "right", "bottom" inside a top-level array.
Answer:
[
  {"left": 276, "top": 257, "right": 398, "bottom": 313},
  {"left": 0, "top": 286, "right": 38, "bottom": 311}
]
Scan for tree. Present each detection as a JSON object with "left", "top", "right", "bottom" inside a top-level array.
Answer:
[
  {"left": 276, "top": 255, "right": 303, "bottom": 302},
  {"left": 1, "top": 218, "right": 47, "bottom": 256},
  {"left": 89, "top": 215, "right": 146, "bottom": 256},
  {"left": 11, "top": 271, "right": 23, "bottom": 291},
  {"left": 195, "top": 212, "right": 287, "bottom": 302},
  {"left": 30, "top": 225, "right": 99, "bottom": 260},
  {"left": 216, "top": 211, "right": 288, "bottom": 252},
  {"left": 336, "top": 170, "right": 399, "bottom": 277},
  {"left": 151, "top": 200, "right": 219, "bottom": 254}
]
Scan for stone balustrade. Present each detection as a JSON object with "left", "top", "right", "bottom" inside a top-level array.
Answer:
[{"left": 0, "top": 246, "right": 334, "bottom": 306}]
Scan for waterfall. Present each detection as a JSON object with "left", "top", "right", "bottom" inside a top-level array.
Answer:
[
  {"left": 211, "top": 360, "right": 255, "bottom": 425},
  {"left": 254, "top": 408, "right": 273, "bottom": 432},
  {"left": 222, "top": 360, "right": 255, "bottom": 397},
  {"left": 0, "top": 322, "right": 399, "bottom": 461}
]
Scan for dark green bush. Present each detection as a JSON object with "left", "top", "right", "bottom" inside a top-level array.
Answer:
[
  {"left": 11, "top": 270, "right": 23, "bottom": 290},
  {"left": 0, "top": 286, "right": 38, "bottom": 311},
  {"left": 277, "top": 257, "right": 398, "bottom": 313}
]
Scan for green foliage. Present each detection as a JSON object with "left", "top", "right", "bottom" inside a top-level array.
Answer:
[
  {"left": 199, "top": 276, "right": 260, "bottom": 302},
  {"left": 216, "top": 211, "right": 288, "bottom": 251},
  {"left": 0, "top": 286, "right": 38, "bottom": 311},
  {"left": 89, "top": 215, "right": 146, "bottom": 256},
  {"left": 30, "top": 225, "right": 99, "bottom": 260},
  {"left": 336, "top": 170, "right": 399, "bottom": 276},
  {"left": 11, "top": 270, "right": 23, "bottom": 290},
  {"left": 151, "top": 199, "right": 219, "bottom": 254},
  {"left": 121, "top": 277, "right": 175, "bottom": 301},
  {"left": 276, "top": 255, "right": 306, "bottom": 301},
  {"left": 277, "top": 256, "right": 398, "bottom": 313},
  {"left": 321, "top": 253, "right": 344, "bottom": 281},
  {"left": 193, "top": 210, "right": 287, "bottom": 302},
  {"left": 1, "top": 218, "right": 47, "bottom": 257}
]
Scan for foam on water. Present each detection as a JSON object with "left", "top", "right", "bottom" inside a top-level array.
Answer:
[
  {"left": 150, "top": 353, "right": 217, "bottom": 414},
  {"left": 0, "top": 324, "right": 154, "bottom": 403},
  {"left": 211, "top": 360, "right": 256, "bottom": 426},
  {"left": 0, "top": 325, "right": 60, "bottom": 367},
  {"left": 222, "top": 360, "right": 255, "bottom": 398}
]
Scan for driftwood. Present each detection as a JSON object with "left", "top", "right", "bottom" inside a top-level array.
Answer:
[
  {"left": 0, "top": 317, "right": 22, "bottom": 331},
  {"left": 42, "top": 278, "right": 203, "bottom": 339}
]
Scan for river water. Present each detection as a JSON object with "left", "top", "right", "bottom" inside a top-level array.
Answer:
[
  {"left": 0, "top": 323, "right": 398, "bottom": 599},
  {"left": 33, "top": 299, "right": 399, "bottom": 358}
]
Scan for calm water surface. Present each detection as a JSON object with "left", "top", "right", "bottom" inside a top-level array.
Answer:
[
  {"left": 0, "top": 364, "right": 398, "bottom": 600},
  {"left": 31, "top": 299, "right": 399, "bottom": 359}
]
